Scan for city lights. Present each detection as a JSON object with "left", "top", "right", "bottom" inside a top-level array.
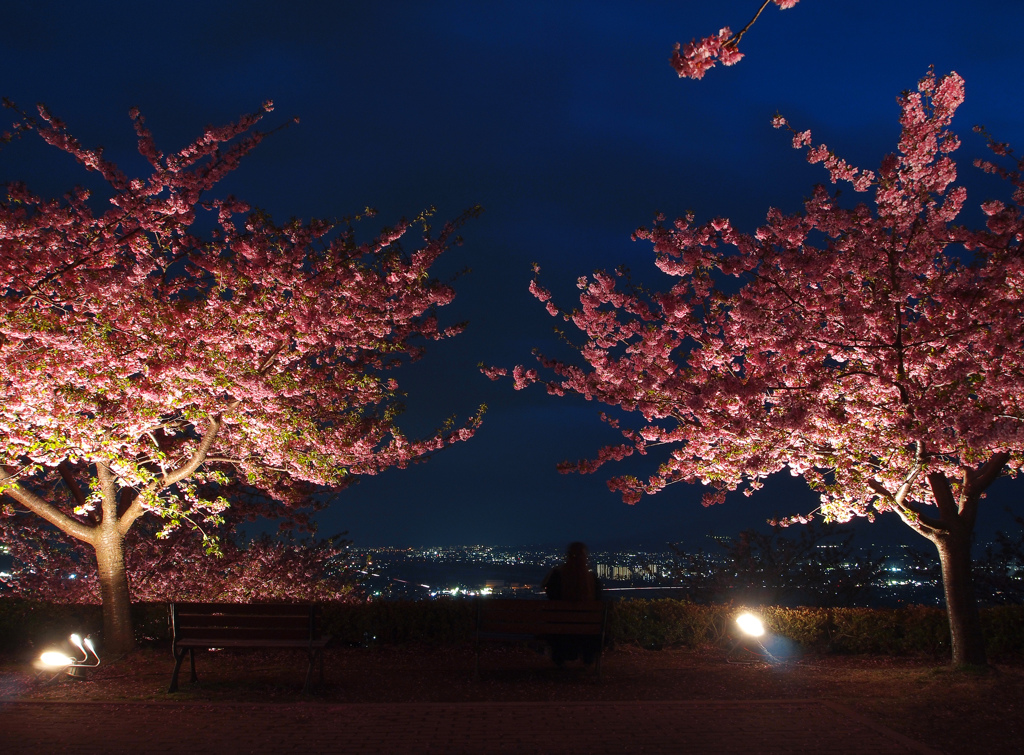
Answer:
[{"left": 351, "top": 541, "right": 956, "bottom": 605}]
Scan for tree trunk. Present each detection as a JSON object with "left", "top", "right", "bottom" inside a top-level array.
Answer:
[
  {"left": 932, "top": 530, "right": 987, "bottom": 666},
  {"left": 93, "top": 528, "right": 136, "bottom": 656}
]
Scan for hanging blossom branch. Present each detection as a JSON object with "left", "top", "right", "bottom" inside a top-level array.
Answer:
[{"left": 671, "top": 0, "right": 801, "bottom": 80}]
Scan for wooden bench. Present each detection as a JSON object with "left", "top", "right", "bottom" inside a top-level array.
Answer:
[
  {"left": 168, "top": 602, "right": 331, "bottom": 694},
  {"left": 474, "top": 599, "right": 608, "bottom": 680}
]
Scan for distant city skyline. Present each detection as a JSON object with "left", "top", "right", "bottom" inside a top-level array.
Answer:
[{"left": 354, "top": 541, "right": 951, "bottom": 606}]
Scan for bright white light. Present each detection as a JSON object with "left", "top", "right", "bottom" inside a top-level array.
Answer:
[
  {"left": 736, "top": 612, "right": 765, "bottom": 637},
  {"left": 39, "top": 651, "right": 74, "bottom": 668},
  {"left": 70, "top": 634, "right": 85, "bottom": 654}
]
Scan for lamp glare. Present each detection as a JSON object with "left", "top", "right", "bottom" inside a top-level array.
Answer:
[
  {"left": 39, "top": 651, "right": 74, "bottom": 668},
  {"left": 736, "top": 612, "right": 765, "bottom": 637}
]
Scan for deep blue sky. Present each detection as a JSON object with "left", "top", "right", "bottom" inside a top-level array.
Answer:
[{"left": 3, "top": 1, "right": 1023, "bottom": 548}]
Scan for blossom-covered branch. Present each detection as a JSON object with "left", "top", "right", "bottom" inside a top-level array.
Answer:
[{"left": 671, "top": 0, "right": 801, "bottom": 80}]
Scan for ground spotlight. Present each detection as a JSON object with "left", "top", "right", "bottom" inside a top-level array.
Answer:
[
  {"left": 728, "top": 611, "right": 790, "bottom": 665},
  {"left": 736, "top": 612, "right": 765, "bottom": 637},
  {"left": 37, "top": 633, "right": 101, "bottom": 682}
]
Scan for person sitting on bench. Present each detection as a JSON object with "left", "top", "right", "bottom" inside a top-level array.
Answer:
[{"left": 541, "top": 541, "right": 603, "bottom": 666}]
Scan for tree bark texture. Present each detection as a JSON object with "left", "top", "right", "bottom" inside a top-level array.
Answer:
[
  {"left": 93, "top": 527, "right": 136, "bottom": 655},
  {"left": 931, "top": 530, "right": 987, "bottom": 666}
]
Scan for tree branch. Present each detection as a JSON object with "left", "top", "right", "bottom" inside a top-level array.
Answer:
[
  {"left": 57, "top": 460, "right": 99, "bottom": 524},
  {"left": 205, "top": 456, "right": 290, "bottom": 473},
  {"left": 57, "top": 461, "right": 87, "bottom": 509},
  {"left": 927, "top": 470, "right": 960, "bottom": 524},
  {"left": 725, "top": 0, "right": 774, "bottom": 49},
  {"left": 257, "top": 339, "right": 286, "bottom": 375},
  {"left": 967, "top": 451, "right": 1010, "bottom": 494},
  {"left": 1, "top": 466, "right": 96, "bottom": 544},
  {"left": 118, "top": 413, "right": 224, "bottom": 535},
  {"left": 956, "top": 450, "right": 1011, "bottom": 529},
  {"left": 867, "top": 466, "right": 943, "bottom": 535}
]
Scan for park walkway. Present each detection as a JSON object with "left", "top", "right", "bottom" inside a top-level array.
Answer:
[{"left": 0, "top": 698, "right": 939, "bottom": 754}]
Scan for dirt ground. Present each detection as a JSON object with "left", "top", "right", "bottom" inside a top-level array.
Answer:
[{"left": 2, "top": 643, "right": 1022, "bottom": 754}]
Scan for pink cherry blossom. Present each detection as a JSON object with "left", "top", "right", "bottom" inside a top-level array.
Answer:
[
  {"left": 671, "top": 1, "right": 801, "bottom": 80},
  {"left": 1, "top": 103, "right": 482, "bottom": 652}
]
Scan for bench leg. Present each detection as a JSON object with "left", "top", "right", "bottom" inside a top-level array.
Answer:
[
  {"left": 169, "top": 648, "right": 199, "bottom": 693},
  {"left": 169, "top": 648, "right": 186, "bottom": 693},
  {"left": 303, "top": 649, "right": 322, "bottom": 695}
]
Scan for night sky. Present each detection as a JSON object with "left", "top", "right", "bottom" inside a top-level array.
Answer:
[{"left": 3, "top": 1, "right": 1023, "bottom": 548}]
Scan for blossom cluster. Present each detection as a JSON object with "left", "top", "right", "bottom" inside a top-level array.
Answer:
[
  {"left": 671, "top": 1, "right": 800, "bottom": 80},
  {"left": 671, "top": 27, "right": 743, "bottom": 81},
  {"left": 503, "top": 70, "right": 1024, "bottom": 536},
  {"left": 0, "top": 104, "right": 482, "bottom": 555}
]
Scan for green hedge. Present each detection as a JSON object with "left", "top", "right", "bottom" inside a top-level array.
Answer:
[
  {"left": 610, "top": 600, "right": 1024, "bottom": 657},
  {"left": 2, "top": 598, "right": 1021, "bottom": 659},
  {"left": 611, "top": 601, "right": 959, "bottom": 655}
]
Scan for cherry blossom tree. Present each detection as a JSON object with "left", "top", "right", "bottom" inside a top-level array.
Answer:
[
  {"left": 493, "top": 70, "right": 1024, "bottom": 666},
  {"left": 0, "top": 102, "right": 481, "bottom": 653}
]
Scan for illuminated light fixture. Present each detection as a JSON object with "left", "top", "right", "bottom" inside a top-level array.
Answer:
[
  {"left": 38, "top": 633, "right": 101, "bottom": 681},
  {"left": 729, "top": 611, "right": 790, "bottom": 665},
  {"left": 39, "top": 651, "right": 76, "bottom": 667},
  {"left": 736, "top": 612, "right": 765, "bottom": 637}
]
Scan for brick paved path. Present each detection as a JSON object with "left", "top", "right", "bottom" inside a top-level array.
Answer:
[{"left": 0, "top": 699, "right": 939, "bottom": 754}]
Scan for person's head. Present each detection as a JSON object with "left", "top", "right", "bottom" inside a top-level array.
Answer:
[
  {"left": 562, "top": 541, "right": 595, "bottom": 600},
  {"left": 565, "top": 541, "right": 589, "bottom": 567}
]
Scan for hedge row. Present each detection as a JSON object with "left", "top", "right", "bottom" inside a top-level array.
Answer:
[
  {"left": 1, "top": 598, "right": 1021, "bottom": 659},
  {"left": 608, "top": 600, "right": 1024, "bottom": 657}
]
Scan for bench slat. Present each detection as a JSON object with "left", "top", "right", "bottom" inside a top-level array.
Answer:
[
  {"left": 175, "top": 638, "right": 330, "bottom": 649},
  {"left": 477, "top": 618, "right": 598, "bottom": 631},
  {"left": 479, "top": 625, "right": 602, "bottom": 636},
  {"left": 482, "top": 607, "right": 604, "bottom": 619},
  {"left": 173, "top": 602, "right": 313, "bottom": 616},
  {"left": 175, "top": 627, "right": 314, "bottom": 642},
  {"left": 478, "top": 601, "right": 605, "bottom": 635},
  {"left": 480, "top": 600, "right": 603, "bottom": 610},
  {"left": 176, "top": 615, "right": 313, "bottom": 630},
  {"left": 480, "top": 614, "right": 605, "bottom": 623}
]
